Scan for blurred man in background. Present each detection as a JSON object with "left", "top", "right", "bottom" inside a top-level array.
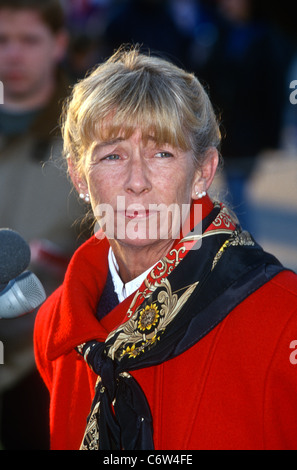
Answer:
[{"left": 0, "top": 0, "right": 88, "bottom": 449}]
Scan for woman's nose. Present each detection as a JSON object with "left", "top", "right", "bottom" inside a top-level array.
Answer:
[{"left": 124, "top": 156, "right": 152, "bottom": 196}]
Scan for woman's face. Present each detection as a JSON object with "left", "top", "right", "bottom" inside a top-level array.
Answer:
[{"left": 79, "top": 128, "right": 203, "bottom": 250}]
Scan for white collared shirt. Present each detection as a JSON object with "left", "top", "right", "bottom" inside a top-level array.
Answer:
[{"left": 108, "top": 248, "right": 156, "bottom": 303}]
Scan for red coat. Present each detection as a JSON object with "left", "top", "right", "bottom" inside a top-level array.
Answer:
[{"left": 34, "top": 233, "right": 297, "bottom": 450}]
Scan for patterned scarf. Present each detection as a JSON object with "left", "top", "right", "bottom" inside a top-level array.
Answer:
[{"left": 76, "top": 202, "right": 283, "bottom": 450}]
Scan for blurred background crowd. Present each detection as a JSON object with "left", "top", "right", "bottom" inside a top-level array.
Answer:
[{"left": 0, "top": 0, "right": 297, "bottom": 450}]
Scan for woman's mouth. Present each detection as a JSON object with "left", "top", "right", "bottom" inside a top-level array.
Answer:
[{"left": 124, "top": 209, "right": 151, "bottom": 220}]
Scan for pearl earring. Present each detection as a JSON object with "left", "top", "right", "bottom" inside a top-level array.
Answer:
[
  {"left": 196, "top": 190, "right": 206, "bottom": 199},
  {"left": 79, "top": 193, "right": 90, "bottom": 203}
]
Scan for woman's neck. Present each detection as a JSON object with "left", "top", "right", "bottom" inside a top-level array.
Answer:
[{"left": 109, "top": 239, "right": 174, "bottom": 284}]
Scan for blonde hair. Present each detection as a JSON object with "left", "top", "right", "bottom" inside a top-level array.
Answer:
[{"left": 62, "top": 46, "right": 221, "bottom": 176}]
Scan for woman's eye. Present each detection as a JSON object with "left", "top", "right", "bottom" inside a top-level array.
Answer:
[
  {"left": 102, "top": 154, "right": 120, "bottom": 161},
  {"left": 155, "top": 151, "right": 173, "bottom": 158}
]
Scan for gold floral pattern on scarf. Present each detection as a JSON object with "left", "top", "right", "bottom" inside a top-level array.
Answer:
[
  {"left": 80, "top": 391, "right": 100, "bottom": 450},
  {"left": 137, "top": 303, "right": 160, "bottom": 332},
  {"left": 106, "top": 278, "right": 198, "bottom": 361}
]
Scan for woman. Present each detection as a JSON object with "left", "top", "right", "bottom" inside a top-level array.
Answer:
[{"left": 34, "top": 47, "right": 297, "bottom": 450}]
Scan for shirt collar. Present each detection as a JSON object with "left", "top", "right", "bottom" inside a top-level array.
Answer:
[{"left": 108, "top": 247, "right": 157, "bottom": 303}]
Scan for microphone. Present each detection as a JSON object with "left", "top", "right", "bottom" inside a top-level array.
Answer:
[
  {"left": 0, "top": 229, "right": 46, "bottom": 318},
  {"left": 0, "top": 228, "right": 31, "bottom": 290},
  {"left": 0, "top": 271, "right": 46, "bottom": 319}
]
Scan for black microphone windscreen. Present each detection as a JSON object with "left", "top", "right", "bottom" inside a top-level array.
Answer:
[{"left": 0, "top": 229, "right": 31, "bottom": 284}]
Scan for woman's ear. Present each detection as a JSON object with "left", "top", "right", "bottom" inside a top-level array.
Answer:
[
  {"left": 67, "top": 157, "right": 88, "bottom": 196},
  {"left": 192, "top": 148, "right": 219, "bottom": 199}
]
